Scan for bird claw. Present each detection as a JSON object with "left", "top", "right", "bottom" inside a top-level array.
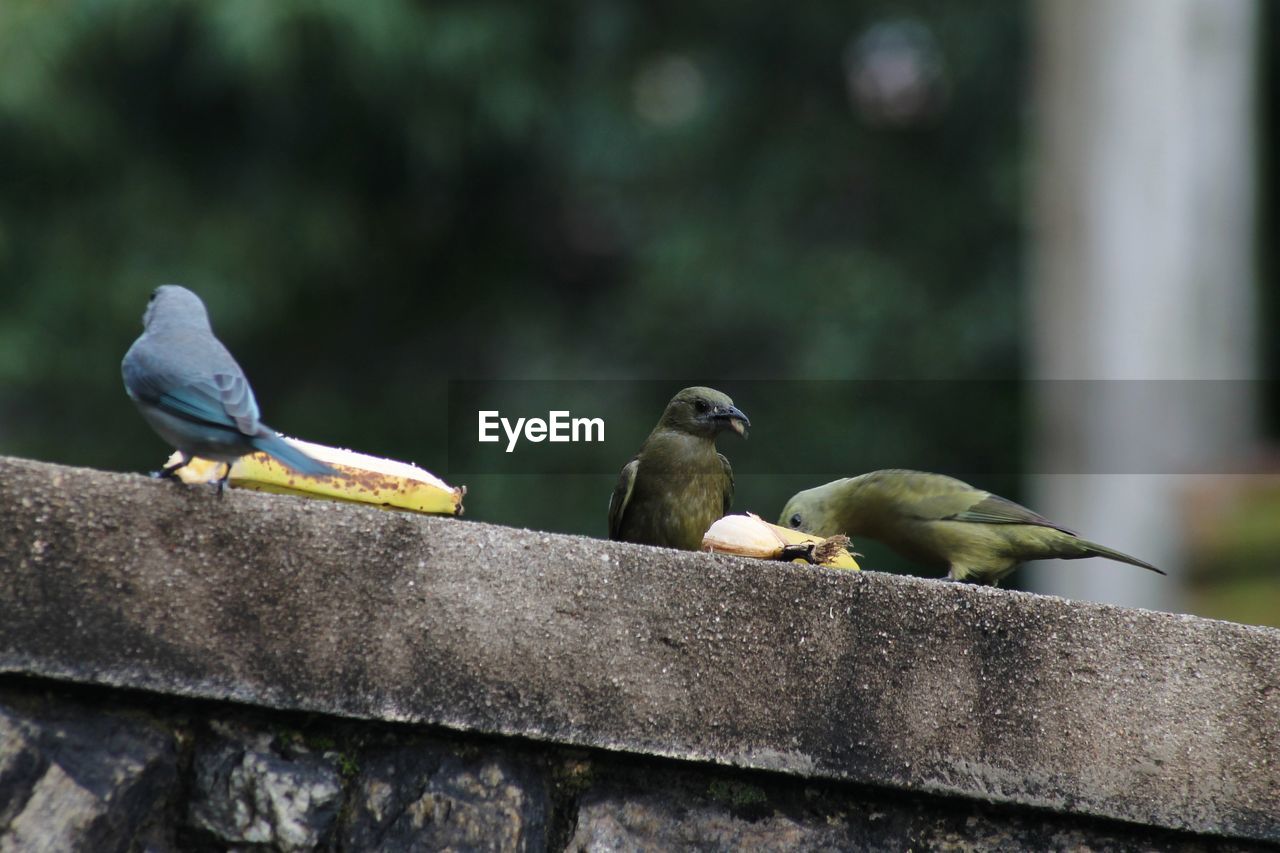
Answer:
[
  {"left": 151, "top": 456, "right": 191, "bottom": 481},
  {"left": 215, "top": 462, "right": 231, "bottom": 499}
]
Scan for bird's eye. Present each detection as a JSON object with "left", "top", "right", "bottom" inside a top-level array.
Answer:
[
  {"left": 694, "top": 400, "right": 710, "bottom": 413},
  {"left": 789, "top": 513, "right": 802, "bottom": 528}
]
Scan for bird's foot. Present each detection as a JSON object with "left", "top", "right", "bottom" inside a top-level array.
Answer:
[
  {"left": 150, "top": 457, "right": 191, "bottom": 480},
  {"left": 215, "top": 463, "right": 231, "bottom": 499},
  {"left": 943, "top": 571, "right": 998, "bottom": 588}
]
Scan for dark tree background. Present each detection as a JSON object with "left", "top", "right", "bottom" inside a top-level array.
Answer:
[{"left": 0, "top": 1, "right": 1271, "bottom": 591}]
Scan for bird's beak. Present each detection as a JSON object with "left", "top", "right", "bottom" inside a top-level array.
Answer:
[{"left": 714, "top": 405, "right": 750, "bottom": 438}]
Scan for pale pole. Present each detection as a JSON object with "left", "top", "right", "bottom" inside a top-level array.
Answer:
[{"left": 1028, "top": 0, "right": 1259, "bottom": 610}]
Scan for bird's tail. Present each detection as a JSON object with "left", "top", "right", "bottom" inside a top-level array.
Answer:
[
  {"left": 1077, "top": 538, "right": 1165, "bottom": 575},
  {"left": 252, "top": 431, "right": 337, "bottom": 477}
]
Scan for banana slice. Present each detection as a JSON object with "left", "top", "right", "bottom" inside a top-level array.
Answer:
[
  {"left": 164, "top": 437, "right": 465, "bottom": 516},
  {"left": 702, "top": 513, "right": 859, "bottom": 570}
]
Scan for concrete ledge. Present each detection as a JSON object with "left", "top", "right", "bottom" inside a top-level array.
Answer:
[{"left": 0, "top": 455, "right": 1277, "bottom": 843}]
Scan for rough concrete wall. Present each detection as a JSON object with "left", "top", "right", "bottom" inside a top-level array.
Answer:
[
  {"left": 0, "top": 678, "right": 1260, "bottom": 852},
  {"left": 0, "top": 456, "right": 1278, "bottom": 849}
]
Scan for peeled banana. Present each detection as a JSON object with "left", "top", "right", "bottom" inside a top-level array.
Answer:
[
  {"left": 702, "top": 513, "right": 860, "bottom": 570},
  {"left": 165, "top": 437, "right": 465, "bottom": 516}
]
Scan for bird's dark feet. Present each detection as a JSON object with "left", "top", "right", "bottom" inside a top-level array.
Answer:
[
  {"left": 150, "top": 456, "right": 191, "bottom": 480},
  {"left": 215, "top": 463, "right": 231, "bottom": 499}
]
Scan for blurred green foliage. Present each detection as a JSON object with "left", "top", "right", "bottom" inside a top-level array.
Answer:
[
  {"left": 3, "top": 0, "right": 1024, "bottom": 542},
  {"left": 1265, "top": 4, "right": 1280, "bottom": 436},
  {"left": 1186, "top": 480, "right": 1280, "bottom": 628}
]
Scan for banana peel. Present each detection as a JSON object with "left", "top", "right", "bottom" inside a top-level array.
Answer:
[
  {"left": 164, "top": 437, "right": 465, "bottom": 516},
  {"left": 702, "top": 513, "right": 860, "bottom": 570}
]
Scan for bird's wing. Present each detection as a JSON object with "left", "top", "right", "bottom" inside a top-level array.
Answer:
[
  {"left": 211, "top": 371, "right": 262, "bottom": 434},
  {"left": 718, "top": 452, "right": 735, "bottom": 515},
  {"left": 124, "top": 356, "right": 261, "bottom": 437},
  {"left": 916, "top": 490, "right": 1075, "bottom": 534},
  {"left": 607, "top": 458, "right": 639, "bottom": 540}
]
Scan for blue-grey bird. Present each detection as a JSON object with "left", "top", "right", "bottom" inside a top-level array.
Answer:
[{"left": 122, "top": 284, "right": 334, "bottom": 489}]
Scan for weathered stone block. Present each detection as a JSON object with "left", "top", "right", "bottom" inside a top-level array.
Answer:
[
  {"left": 343, "top": 742, "right": 549, "bottom": 852},
  {"left": 0, "top": 696, "right": 177, "bottom": 853},
  {"left": 188, "top": 720, "right": 343, "bottom": 851}
]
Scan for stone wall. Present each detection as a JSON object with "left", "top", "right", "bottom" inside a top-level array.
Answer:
[
  {"left": 0, "top": 456, "right": 1277, "bottom": 850},
  {"left": 3, "top": 677, "right": 1262, "bottom": 852}
]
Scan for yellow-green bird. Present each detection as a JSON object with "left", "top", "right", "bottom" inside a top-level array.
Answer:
[
  {"left": 778, "top": 469, "right": 1163, "bottom": 586},
  {"left": 609, "top": 387, "right": 749, "bottom": 550}
]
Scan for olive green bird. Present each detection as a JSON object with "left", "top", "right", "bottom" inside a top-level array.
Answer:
[
  {"left": 779, "top": 469, "right": 1163, "bottom": 586},
  {"left": 608, "top": 387, "right": 749, "bottom": 550}
]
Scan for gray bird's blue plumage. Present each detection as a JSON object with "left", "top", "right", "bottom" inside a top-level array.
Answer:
[{"left": 122, "top": 284, "right": 334, "bottom": 481}]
